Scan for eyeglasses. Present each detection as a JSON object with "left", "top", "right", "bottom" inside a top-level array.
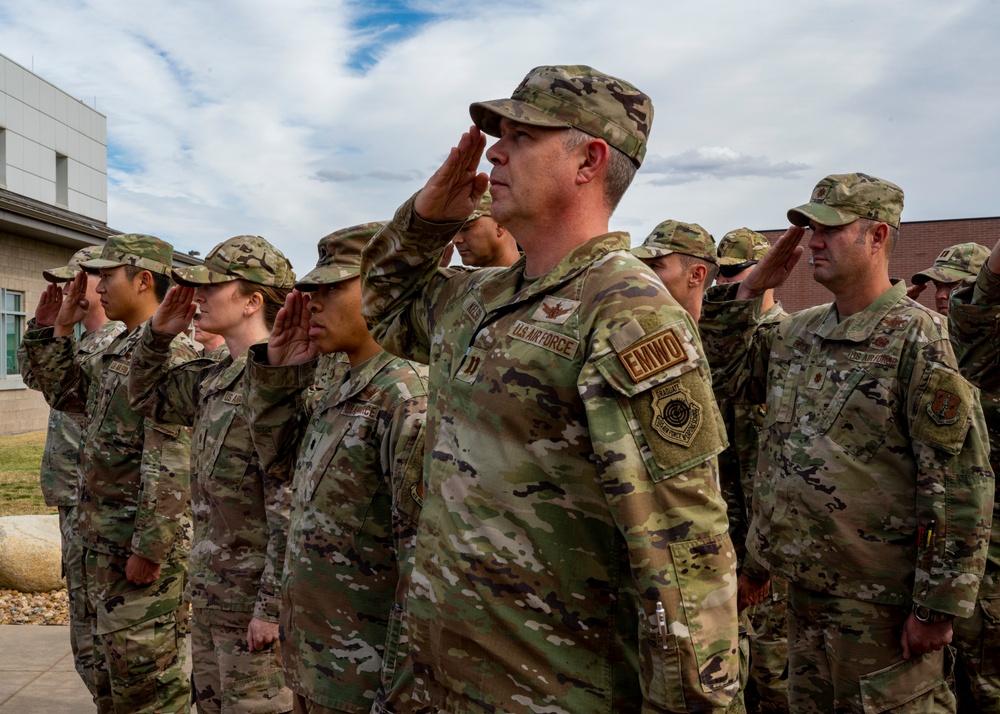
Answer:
[{"left": 718, "top": 261, "right": 758, "bottom": 279}]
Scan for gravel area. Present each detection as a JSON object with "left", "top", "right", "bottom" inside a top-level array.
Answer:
[{"left": 0, "top": 588, "right": 70, "bottom": 625}]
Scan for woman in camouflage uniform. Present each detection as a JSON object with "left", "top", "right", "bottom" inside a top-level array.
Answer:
[{"left": 128, "top": 235, "right": 296, "bottom": 714}]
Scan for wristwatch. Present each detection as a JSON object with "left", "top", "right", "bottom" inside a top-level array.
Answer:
[{"left": 912, "top": 604, "right": 954, "bottom": 623}]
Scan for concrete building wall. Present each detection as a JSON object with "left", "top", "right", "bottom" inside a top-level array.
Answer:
[
  {"left": 759, "top": 217, "right": 1000, "bottom": 314},
  {"left": 0, "top": 54, "right": 108, "bottom": 222}
]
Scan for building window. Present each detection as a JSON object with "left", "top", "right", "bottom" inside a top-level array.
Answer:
[
  {"left": 56, "top": 153, "right": 68, "bottom": 206},
  {"left": 1, "top": 289, "right": 26, "bottom": 379}
]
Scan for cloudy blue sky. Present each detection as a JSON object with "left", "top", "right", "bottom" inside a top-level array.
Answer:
[{"left": 1, "top": 0, "right": 997, "bottom": 273}]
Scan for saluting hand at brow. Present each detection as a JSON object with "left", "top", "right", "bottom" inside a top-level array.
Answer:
[
  {"left": 736, "top": 226, "right": 806, "bottom": 300},
  {"left": 414, "top": 125, "right": 490, "bottom": 223},
  {"left": 268, "top": 290, "right": 317, "bottom": 367},
  {"left": 152, "top": 285, "right": 198, "bottom": 337}
]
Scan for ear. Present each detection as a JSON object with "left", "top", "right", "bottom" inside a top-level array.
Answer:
[
  {"left": 244, "top": 290, "right": 264, "bottom": 316},
  {"left": 869, "top": 222, "right": 891, "bottom": 255},
  {"left": 496, "top": 224, "right": 506, "bottom": 238},
  {"left": 134, "top": 269, "right": 155, "bottom": 293},
  {"left": 575, "top": 138, "right": 610, "bottom": 186},
  {"left": 690, "top": 264, "right": 708, "bottom": 287}
]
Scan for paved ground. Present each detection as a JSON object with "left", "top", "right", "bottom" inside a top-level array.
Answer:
[{"left": 0, "top": 625, "right": 192, "bottom": 713}]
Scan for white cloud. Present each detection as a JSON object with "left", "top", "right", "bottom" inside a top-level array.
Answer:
[
  {"left": 1, "top": 0, "right": 997, "bottom": 272},
  {"left": 643, "top": 148, "right": 810, "bottom": 185}
]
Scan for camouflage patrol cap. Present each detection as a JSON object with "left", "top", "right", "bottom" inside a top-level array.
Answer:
[
  {"left": 295, "top": 222, "right": 386, "bottom": 291},
  {"left": 42, "top": 245, "right": 103, "bottom": 282},
  {"left": 81, "top": 234, "right": 174, "bottom": 275},
  {"left": 469, "top": 65, "right": 653, "bottom": 167},
  {"left": 631, "top": 220, "right": 717, "bottom": 264},
  {"left": 172, "top": 235, "right": 296, "bottom": 289},
  {"left": 717, "top": 228, "right": 771, "bottom": 266},
  {"left": 911, "top": 242, "right": 990, "bottom": 285},
  {"left": 788, "top": 173, "right": 904, "bottom": 229},
  {"left": 468, "top": 190, "right": 492, "bottom": 221}
]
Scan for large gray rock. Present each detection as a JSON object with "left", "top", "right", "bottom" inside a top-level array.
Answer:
[{"left": 0, "top": 515, "right": 64, "bottom": 593}]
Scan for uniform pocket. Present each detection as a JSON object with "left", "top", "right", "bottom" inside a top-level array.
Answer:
[
  {"left": 819, "top": 368, "right": 896, "bottom": 463},
  {"left": 858, "top": 651, "right": 946, "bottom": 713},
  {"left": 981, "top": 595, "right": 1000, "bottom": 676}
]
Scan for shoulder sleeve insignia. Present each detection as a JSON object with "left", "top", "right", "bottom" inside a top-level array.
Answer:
[
  {"left": 651, "top": 380, "right": 702, "bottom": 446},
  {"left": 927, "top": 389, "right": 962, "bottom": 426},
  {"left": 618, "top": 327, "right": 688, "bottom": 383}
]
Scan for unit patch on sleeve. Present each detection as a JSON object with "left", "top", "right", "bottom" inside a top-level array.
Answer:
[
  {"left": 617, "top": 326, "right": 688, "bottom": 383},
  {"left": 650, "top": 380, "right": 703, "bottom": 446},
  {"left": 531, "top": 296, "right": 581, "bottom": 325},
  {"left": 927, "top": 389, "right": 962, "bottom": 426}
]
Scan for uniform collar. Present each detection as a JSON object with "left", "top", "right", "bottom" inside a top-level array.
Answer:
[
  {"left": 332, "top": 349, "right": 396, "bottom": 405},
  {"left": 810, "top": 281, "right": 907, "bottom": 342},
  {"left": 477, "top": 232, "right": 631, "bottom": 314}
]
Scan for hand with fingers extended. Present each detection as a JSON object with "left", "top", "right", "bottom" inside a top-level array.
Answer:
[
  {"left": 152, "top": 285, "right": 198, "bottom": 337},
  {"left": 414, "top": 125, "right": 491, "bottom": 223},
  {"left": 53, "top": 270, "right": 90, "bottom": 337},
  {"left": 736, "top": 226, "right": 806, "bottom": 301},
  {"left": 267, "top": 290, "right": 317, "bottom": 367},
  {"left": 35, "top": 282, "right": 67, "bottom": 328},
  {"left": 906, "top": 282, "right": 927, "bottom": 301}
]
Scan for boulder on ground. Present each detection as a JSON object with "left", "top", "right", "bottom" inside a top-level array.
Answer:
[{"left": 0, "top": 515, "right": 64, "bottom": 593}]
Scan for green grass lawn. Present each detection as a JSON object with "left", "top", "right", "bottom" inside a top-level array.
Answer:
[{"left": 0, "top": 430, "right": 54, "bottom": 517}]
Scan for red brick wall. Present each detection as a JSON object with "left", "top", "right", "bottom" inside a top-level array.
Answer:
[{"left": 757, "top": 217, "right": 1000, "bottom": 314}]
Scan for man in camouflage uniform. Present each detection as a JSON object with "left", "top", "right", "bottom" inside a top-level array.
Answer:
[
  {"left": 700, "top": 174, "right": 995, "bottom": 713},
  {"left": 713, "top": 229, "right": 789, "bottom": 713},
  {"left": 908, "top": 242, "right": 990, "bottom": 315},
  {"left": 245, "top": 224, "right": 428, "bottom": 714},
  {"left": 631, "top": 219, "right": 718, "bottom": 322},
  {"left": 22, "top": 234, "right": 197, "bottom": 714},
  {"left": 917, "top": 242, "right": 1000, "bottom": 712},
  {"left": 18, "top": 245, "right": 124, "bottom": 701},
  {"left": 362, "top": 65, "right": 739, "bottom": 712},
  {"left": 451, "top": 189, "right": 520, "bottom": 267}
]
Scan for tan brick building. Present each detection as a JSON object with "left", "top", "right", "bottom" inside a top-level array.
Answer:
[
  {"left": 1, "top": 53, "right": 197, "bottom": 436},
  {"left": 760, "top": 217, "right": 1000, "bottom": 314}
]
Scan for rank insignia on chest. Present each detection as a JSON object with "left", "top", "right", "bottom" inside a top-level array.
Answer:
[
  {"left": 651, "top": 380, "right": 702, "bottom": 446},
  {"left": 532, "top": 296, "right": 581, "bottom": 324},
  {"left": 927, "top": 389, "right": 962, "bottom": 425},
  {"left": 222, "top": 392, "right": 243, "bottom": 405},
  {"left": 108, "top": 360, "right": 130, "bottom": 376},
  {"left": 456, "top": 346, "right": 486, "bottom": 383}
]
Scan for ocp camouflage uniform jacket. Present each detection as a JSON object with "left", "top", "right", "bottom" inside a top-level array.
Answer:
[
  {"left": 22, "top": 322, "right": 197, "bottom": 563},
  {"left": 360, "top": 195, "right": 740, "bottom": 714},
  {"left": 127, "top": 325, "right": 291, "bottom": 621},
  {"left": 244, "top": 346, "right": 427, "bottom": 712},
  {"left": 18, "top": 318, "right": 125, "bottom": 507},
  {"left": 707, "top": 303, "right": 786, "bottom": 573},
  {"left": 701, "top": 281, "right": 994, "bottom": 616},
  {"left": 949, "top": 266, "right": 1000, "bottom": 572}
]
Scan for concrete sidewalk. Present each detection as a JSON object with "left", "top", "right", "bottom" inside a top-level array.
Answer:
[
  {"left": 0, "top": 625, "right": 93, "bottom": 713},
  {"left": 0, "top": 625, "right": 193, "bottom": 713}
]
